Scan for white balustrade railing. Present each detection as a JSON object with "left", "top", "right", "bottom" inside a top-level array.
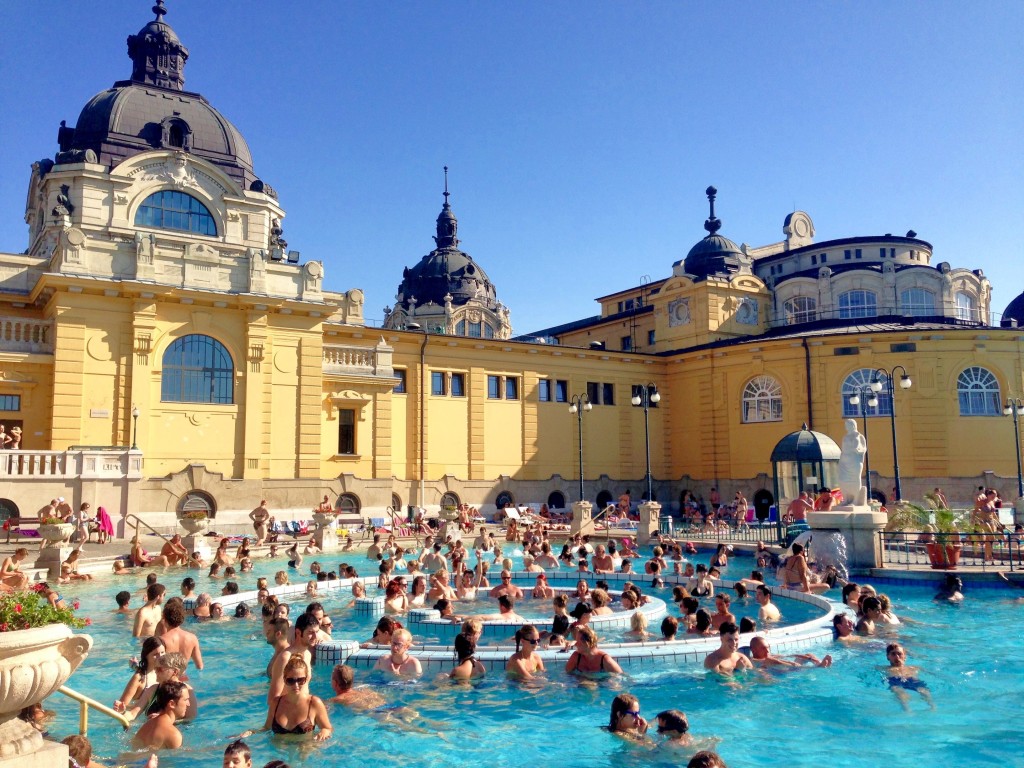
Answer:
[
  {"left": 0, "top": 448, "right": 142, "bottom": 479},
  {"left": 322, "top": 344, "right": 376, "bottom": 374},
  {"left": 0, "top": 316, "right": 54, "bottom": 353}
]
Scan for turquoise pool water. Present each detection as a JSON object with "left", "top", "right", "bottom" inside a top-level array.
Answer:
[{"left": 37, "top": 554, "right": 1024, "bottom": 768}]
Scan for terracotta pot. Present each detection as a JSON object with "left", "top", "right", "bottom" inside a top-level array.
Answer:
[
  {"left": 0, "top": 623, "right": 93, "bottom": 757},
  {"left": 925, "top": 541, "right": 961, "bottom": 569},
  {"left": 179, "top": 517, "right": 209, "bottom": 535}
]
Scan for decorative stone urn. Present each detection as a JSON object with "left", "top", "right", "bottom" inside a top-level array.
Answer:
[
  {"left": 312, "top": 512, "right": 338, "bottom": 550},
  {"left": 312, "top": 512, "right": 337, "bottom": 530},
  {"left": 0, "top": 624, "right": 93, "bottom": 758},
  {"left": 37, "top": 523, "right": 73, "bottom": 548},
  {"left": 439, "top": 506, "right": 459, "bottom": 522},
  {"left": 179, "top": 517, "right": 209, "bottom": 536}
]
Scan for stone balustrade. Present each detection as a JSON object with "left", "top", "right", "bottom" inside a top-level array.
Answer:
[
  {"left": 322, "top": 341, "right": 394, "bottom": 378},
  {"left": 0, "top": 316, "right": 53, "bottom": 354}
]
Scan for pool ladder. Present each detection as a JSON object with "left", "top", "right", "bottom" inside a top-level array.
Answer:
[{"left": 57, "top": 684, "right": 131, "bottom": 735}]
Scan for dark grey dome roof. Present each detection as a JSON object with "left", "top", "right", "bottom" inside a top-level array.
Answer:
[
  {"left": 52, "top": 2, "right": 257, "bottom": 190},
  {"left": 1003, "top": 291, "right": 1024, "bottom": 325},
  {"left": 681, "top": 186, "right": 744, "bottom": 279},
  {"left": 770, "top": 425, "right": 841, "bottom": 462}
]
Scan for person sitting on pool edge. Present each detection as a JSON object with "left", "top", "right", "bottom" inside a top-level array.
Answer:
[
  {"left": 748, "top": 636, "right": 832, "bottom": 669},
  {"left": 703, "top": 622, "right": 753, "bottom": 674}
]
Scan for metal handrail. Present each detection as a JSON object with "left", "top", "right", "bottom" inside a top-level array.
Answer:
[
  {"left": 589, "top": 504, "right": 619, "bottom": 540},
  {"left": 57, "top": 684, "right": 131, "bottom": 735},
  {"left": 124, "top": 513, "right": 173, "bottom": 545},
  {"left": 879, "top": 529, "right": 1023, "bottom": 571}
]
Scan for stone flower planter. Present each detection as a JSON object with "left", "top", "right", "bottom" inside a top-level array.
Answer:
[
  {"left": 37, "top": 523, "right": 74, "bottom": 548},
  {"left": 0, "top": 623, "right": 93, "bottom": 757},
  {"left": 179, "top": 517, "right": 210, "bottom": 536},
  {"left": 439, "top": 507, "right": 460, "bottom": 522},
  {"left": 312, "top": 512, "right": 337, "bottom": 530}
]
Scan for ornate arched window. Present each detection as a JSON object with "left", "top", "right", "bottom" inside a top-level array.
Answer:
[
  {"left": 440, "top": 492, "right": 461, "bottom": 509},
  {"left": 957, "top": 366, "right": 1000, "bottom": 416},
  {"left": 784, "top": 296, "right": 817, "bottom": 325},
  {"left": 338, "top": 493, "right": 361, "bottom": 514},
  {"left": 177, "top": 490, "right": 216, "bottom": 518},
  {"left": 495, "top": 490, "right": 515, "bottom": 510},
  {"left": 955, "top": 292, "right": 977, "bottom": 322},
  {"left": 136, "top": 190, "right": 217, "bottom": 236},
  {"left": 161, "top": 334, "right": 234, "bottom": 404},
  {"left": 742, "top": 375, "right": 783, "bottom": 423},
  {"left": 391, "top": 493, "right": 402, "bottom": 512},
  {"left": 547, "top": 491, "right": 566, "bottom": 509},
  {"left": 838, "top": 290, "right": 877, "bottom": 319},
  {"left": 842, "top": 368, "right": 892, "bottom": 417},
  {"left": 899, "top": 288, "right": 936, "bottom": 316}
]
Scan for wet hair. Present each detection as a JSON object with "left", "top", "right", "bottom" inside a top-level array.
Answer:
[
  {"left": 209, "top": 564, "right": 221, "bottom": 576},
  {"left": 553, "top": 594, "right": 568, "bottom": 609},
  {"left": 162, "top": 599, "right": 186, "bottom": 628},
  {"left": 861, "top": 596, "right": 882, "bottom": 614},
  {"left": 656, "top": 708, "right": 689, "bottom": 734},
  {"left": 733, "top": 582, "right": 748, "bottom": 598},
  {"left": 739, "top": 617, "right": 757, "bottom": 633},
  {"left": 138, "top": 636, "right": 165, "bottom": 674},
  {"left": 223, "top": 581, "right": 239, "bottom": 595},
  {"left": 591, "top": 588, "right": 610, "bottom": 608},
  {"left": 944, "top": 573, "right": 963, "bottom": 592},
  {"left": 756, "top": 584, "right": 772, "bottom": 599},
  {"left": 234, "top": 603, "right": 251, "bottom": 618},
  {"left": 146, "top": 680, "right": 186, "bottom": 717},
  {"left": 718, "top": 621, "right": 739, "bottom": 636},
  {"left": 694, "top": 609, "right": 712, "bottom": 633},
  {"left": 498, "top": 595, "right": 514, "bottom": 611},
  {"left": 878, "top": 593, "right": 892, "bottom": 612},
  {"left": 295, "top": 613, "right": 320, "bottom": 634},
  {"left": 687, "top": 750, "right": 729, "bottom": 768},
  {"left": 115, "top": 590, "right": 131, "bottom": 608},
  {"left": 306, "top": 602, "right": 325, "bottom": 615},
  {"left": 842, "top": 583, "right": 861, "bottom": 604},
  {"left": 514, "top": 624, "right": 540, "bottom": 652},
  {"left": 661, "top": 615, "right": 679, "bottom": 639},
  {"left": 454, "top": 632, "right": 476, "bottom": 663},
  {"left": 609, "top": 693, "right": 640, "bottom": 732},
  {"left": 433, "top": 598, "right": 452, "bottom": 613},
  {"left": 791, "top": 543, "right": 804, "bottom": 556},
  {"left": 751, "top": 570, "right": 764, "bottom": 582},
  {"left": 224, "top": 567, "right": 237, "bottom": 578},
  {"left": 62, "top": 735, "right": 92, "bottom": 767},
  {"left": 181, "top": 577, "right": 195, "bottom": 592},
  {"left": 146, "top": 573, "right": 158, "bottom": 586},
  {"left": 374, "top": 617, "right": 398, "bottom": 637},
  {"left": 672, "top": 585, "right": 689, "bottom": 603},
  {"left": 681, "top": 597, "right": 700, "bottom": 615},
  {"left": 146, "top": 583, "right": 165, "bottom": 602},
  {"left": 716, "top": 593, "right": 731, "bottom": 606},
  {"left": 331, "top": 663, "right": 354, "bottom": 692},
  {"left": 224, "top": 740, "right": 251, "bottom": 762}
]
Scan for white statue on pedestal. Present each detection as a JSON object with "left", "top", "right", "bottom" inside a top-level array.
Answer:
[{"left": 837, "top": 418, "right": 867, "bottom": 507}]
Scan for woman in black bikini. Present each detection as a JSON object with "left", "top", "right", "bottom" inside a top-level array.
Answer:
[
  {"left": 564, "top": 626, "right": 623, "bottom": 674},
  {"left": 262, "top": 656, "right": 332, "bottom": 741}
]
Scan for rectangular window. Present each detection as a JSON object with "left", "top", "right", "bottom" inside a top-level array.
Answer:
[
  {"left": 833, "top": 347, "right": 860, "bottom": 356},
  {"left": 505, "top": 377, "right": 519, "bottom": 400},
  {"left": 539, "top": 379, "right": 552, "bottom": 402},
  {"left": 855, "top": 248, "right": 862, "bottom": 259},
  {"left": 431, "top": 371, "right": 446, "bottom": 396},
  {"left": 890, "top": 248, "right": 895, "bottom": 258},
  {"left": 393, "top": 369, "right": 407, "bottom": 394},
  {"left": 617, "top": 301, "right": 624, "bottom": 313},
  {"left": 587, "top": 381, "right": 600, "bottom": 404},
  {"left": 647, "top": 330, "right": 656, "bottom": 346},
  {"left": 488, "top": 375, "right": 501, "bottom": 399},
  {"left": 624, "top": 299, "right": 635, "bottom": 311},
  {"left": 812, "top": 254, "right": 817, "bottom": 265},
  {"left": 880, "top": 248, "right": 886, "bottom": 258},
  {"left": 0, "top": 395, "right": 21, "bottom": 411},
  {"left": 844, "top": 249, "right": 852, "bottom": 260},
  {"left": 821, "top": 253, "right": 827, "bottom": 263},
  {"left": 555, "top": 380, "right": 568, "bottom": 402},
  {"left": 602, "top": 382, "right": 615, "bottom": 406},
  {"left": 338, "top": 409, "right": 356, "bottom": 455},
  {"left": 451, "top": 373, "right": 466, "bottom": 397},
  {"left": 621, "top": 335, "right": 632, "bottom": 351}
]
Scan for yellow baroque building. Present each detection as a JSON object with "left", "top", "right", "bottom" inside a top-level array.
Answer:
[{"left": 1, "top": 6, "right": 1023, "bottom": 531}]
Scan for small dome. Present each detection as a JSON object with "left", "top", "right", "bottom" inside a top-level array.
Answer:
[
  {"left": 770, "top": 425, "right": 841, "bottom": 463},
  {"left": 1003, "top": 291, "right": 1024, "bottom": 325},
  {"left": 682, "top": 186, "right": 744, "bottom": 279}
]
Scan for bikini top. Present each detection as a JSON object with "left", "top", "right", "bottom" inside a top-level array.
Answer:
[
  {"left": 571, "top": 651, "right": 608, "bottom": 672},
  {"left": 271, "top": 696, "right": 314, "bottom": 735}
]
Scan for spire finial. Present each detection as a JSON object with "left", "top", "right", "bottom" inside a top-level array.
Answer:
[
  {"left": 443, "top": 166, "right": 450, "bottom": 207},
  {"left": 153, "top": 0, "right": 167, "bottom": 20},
  {"left": 704, "top": 185, "right": 721, "bottom": 235}
]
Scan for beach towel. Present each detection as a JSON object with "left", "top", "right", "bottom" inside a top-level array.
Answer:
[{"left": 96, "top": 506, "right": 115, "bottom": 536}]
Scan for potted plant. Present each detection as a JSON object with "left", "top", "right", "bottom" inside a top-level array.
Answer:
[
  {"left": 924, "top": 508, "right": 962, "bottom": 570},
  {"left": 37, "top": 516, "right": 73, "bottom": 547},
  {"left": 179, "top": 510, "right": 209, "bottom": 535},
  {"left": 0, "top": 586, "right": 93, "bottom": 758}
]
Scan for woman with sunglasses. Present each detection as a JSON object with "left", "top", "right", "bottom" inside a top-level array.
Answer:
[
  {"left": 261, "top": 656, "right": 332, "bottom": 741},
  {"left": 506, "top": 624, "right": 545, "bottom": 679},
  {"left": 608, "top": 693, "right": 649, "bottom": 740}
]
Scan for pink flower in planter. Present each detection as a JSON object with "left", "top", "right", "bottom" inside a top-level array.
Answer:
[{"left": 14, "top": 604, "right": 22, "bottom": 613}]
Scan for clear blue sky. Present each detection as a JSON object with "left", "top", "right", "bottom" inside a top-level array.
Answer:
[{"left": 2, "top": 1, "right": 1022, "bottom": 333}]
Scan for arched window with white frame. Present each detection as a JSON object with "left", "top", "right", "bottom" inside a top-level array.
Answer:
[
  {"left": 899, "top": 287, "right": 936, "bottom": 317},
  {"left": 841, "top": 368, "right": 892, "bottom": 417},
  {"left": 955, "top": 292, "right": 977, "bottom": 322},
  {"left": 784, "top": 296, "right": 817, "bottom": 325},
  {"left": 742, "top": 375, "right": 783, "bottom": 423},
  {"left": 838, "top": 290, "right": 877, "bottom": 319},
  {"left": 957, "top": 366, "right": 1000, "bottom": 416}
]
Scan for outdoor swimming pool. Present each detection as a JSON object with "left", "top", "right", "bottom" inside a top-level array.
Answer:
[{"left": 35, "top": 554, "right": 1024, "bottom": 768}]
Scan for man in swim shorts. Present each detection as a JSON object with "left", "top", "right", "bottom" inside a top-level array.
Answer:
[{"left": 883, "top": 643, "right": 933, "bottom": 710}]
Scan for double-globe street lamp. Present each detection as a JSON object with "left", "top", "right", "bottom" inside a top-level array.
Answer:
[
  {"left": 847, "top": 385, "right": 879, "bottom": 501},
  {"left": 630, "top": 383, "right": 661, "bottom": 503},
  {"left": 1003, "top": 397, "right": 1024, "bottom": 499},
  {"left": 568, "top": 393, "right": 592, "bottom": 502},
  {"left": 870, "top": 366, "right": 912, "bottom": 501}
]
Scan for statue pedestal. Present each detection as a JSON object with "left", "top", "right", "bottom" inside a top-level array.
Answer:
[
  {"left": 0, "top": 730, "right": 68, "bottom": 768},
  {"left": 637, "top": 501, "right": 662, "bottom": 546},
  {"left": 806, "top": 505, "right": 887, "bottom": 569},
  {"left": 33, "top": 545, "right": 73, "bottom": 581},
  {"left": 182, "top": 533, "right": 212, "bottom": 561},
  {"left": 439, "top": 520, "right": 462, "bottom": 543},
  {"left": 314, "top": 526, "right": 338, "bottom": 551},
  {"left": 570, "top": 501, "right": 594, "bottom": 537}
]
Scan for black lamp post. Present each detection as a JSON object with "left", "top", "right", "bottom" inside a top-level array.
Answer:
[
  {"left": 871, "top": 366, "right": 912, "bottom": 501},
  {"left": 131, "top": 405, "right": 140, "bottom": 450},
  {"left": 630, "top": 383, "right": 661, "bottom": 502},
  {"left": 568, "top": 393, "right": 592, "bottom": 502},
  {"left": 847, "top": 386, "right": 879, "bottom": 501},
  {"left": 1004, "top": 397, "right": 1024, "bottom": 499}
]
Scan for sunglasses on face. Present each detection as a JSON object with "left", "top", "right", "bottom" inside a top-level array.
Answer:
[
  {"left": 621, "top": 709, "right": 640, "bottom": 718},
  {"left": 285, "top": 676, "right": 307, "bottom": 686}
]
